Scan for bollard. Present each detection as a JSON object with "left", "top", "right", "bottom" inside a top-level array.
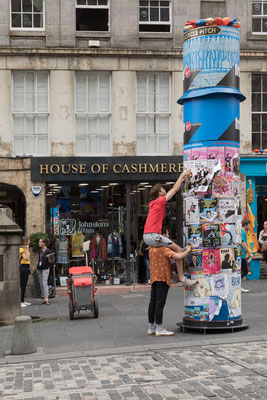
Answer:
[{"left": 10, "top": 316, "right": 37, "bottom": 355}]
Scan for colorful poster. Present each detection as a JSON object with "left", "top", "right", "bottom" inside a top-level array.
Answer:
[
  {"left": 220, "top": 223, "right": 236, "bottom": 247},
  {"left": 188, "top": 224, "right": 203, "bottom": 248},
  {"left": 199, "top": 198, "right": 218, "bottom": 222},
  {"left": 209, "top": 296, "right": 223, "bottom": 321},
  {"left": 218, "top": 199, "right": 236, "bottom": 223},
  {"left": 232, "top": 177, "right": 241, "bottom": 199},
  {"left": 183, "top": 159, "right": 221, "bottom": 195},
  {"left": 203, "top": 223, "right": 221, "bottom": 248},
  {"left": 210, "top": 272, "right": 230, "bottom": 299},
  {"left": 207, "top": 146, "right": 225, "bottom": 176},
  {"left": 185, "top": 197, "right": 200, "bottom": 225},
  {"left": 212, "top": 176, "right": 232, "bottom": 198},
  {"left": 225, "top": 146, "right": 239, "bottom": 177},
  {"left": 184, "top": 305, "right": 209, "bottom": 320},
  {"left": 234, "top": 246, "right": 242, "bottom": 271},
  {"left": 192, "top": 276, "right": 212, "bottom": 298},
  {"left": 235, "top": 215, "right": 242, "bottom": 244},
  {"left": 191, "top": 147, "right": 207, "bottom": 161},
  {"left": 187, "top": 250, "right": 202, "bottom": 274},
  {"left": 202, "top": 249, "right": 221, "bottom": 274},
  {"left": 220, "top": 248, "right": 235, "bottom": 270},
  {"left": 227, "top": 272, "right": 241, "bottom": 317}
]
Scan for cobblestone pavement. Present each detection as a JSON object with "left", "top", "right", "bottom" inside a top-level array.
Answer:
[{"left": 1, "top": 341, "right": 267, "bottom": 399}]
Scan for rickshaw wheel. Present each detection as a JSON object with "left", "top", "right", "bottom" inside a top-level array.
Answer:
[
  {"left": 69, "top": 301, "right": 74, "bottom": 320},
  {"left": 94, "top": 298, "right": 99, "bottom": 318}
]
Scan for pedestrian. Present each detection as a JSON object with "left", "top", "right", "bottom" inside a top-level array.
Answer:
[
  {"left": 147, "top": 226, "right": 192, "bottom": 337},
  {"left": 258, "top": 220, "right": 267, "bottom": 261},
  {"left": 37, "top": 237, "right": 54, "bottom": 305},
  {"left": 241, "top": 219, "right": 253, "bottom": 293},
  {"left": 143, "top": 170, "right": 195, "bottom": 287},
  {"left": 19, "top": 236, "right": 32, "bottom": 308}
]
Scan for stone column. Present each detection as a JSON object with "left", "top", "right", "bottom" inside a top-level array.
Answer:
[{"left": 0, "top": 212, "right": 22, "bottom": 326}]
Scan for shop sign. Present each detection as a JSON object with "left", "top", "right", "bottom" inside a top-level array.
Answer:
[
  {"left": 78, "top": 220, "right": 110, "bottom": 234},
  {"left": 31, "top": 156, "right": 183, "bottom": 182},
  {"left": 59, "top": 218, "right": 76, "bottom": 235},
  {"left": 31, "top": 186, "right": 42, "bottom": 196}
]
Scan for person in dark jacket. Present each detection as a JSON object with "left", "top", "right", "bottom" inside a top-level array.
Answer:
[{"left": 37, "top": 237, "right": 54, "bottom": 305}]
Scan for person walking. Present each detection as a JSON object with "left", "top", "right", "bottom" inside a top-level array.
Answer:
[
  {"left": 241, "top": 219, "right": 253, "bottom": 293},
  {"left": 143, "top": 170, "right": 195, "bottom": 287},
  {"left": 37, "top": 237, "right": 54, "bottom": 305},
  {"left": 19, "top": 236, "right": 32, "bottom": 307},
  {"left": 147, "top": 227, "right": 192, "bottom": 337}
]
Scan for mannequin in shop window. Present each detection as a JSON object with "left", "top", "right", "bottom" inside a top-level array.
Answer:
[
  {"left": 55, "top": 234, "right": 69, "bottom": 274},
  {"left": 90, "top": 231, "right": 107, "bottom": 263},
  {"left": 107, "top": 230, "right": 123, "bottom": 258},
  {"left": 71, "top": 230, "right": 85, "bottom": 257}
]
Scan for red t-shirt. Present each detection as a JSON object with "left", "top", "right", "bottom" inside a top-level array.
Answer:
[{"left": 144, "top": 196, "right": 166, "bottom": 234}]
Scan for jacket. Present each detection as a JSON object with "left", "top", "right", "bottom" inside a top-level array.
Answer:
[{"left": 37, "top": 248, "right": 54, "bottom": 270}]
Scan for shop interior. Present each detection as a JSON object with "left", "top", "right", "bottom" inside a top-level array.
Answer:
[{"left": 45, "top": 181, "right": 181, "bottom": 285}]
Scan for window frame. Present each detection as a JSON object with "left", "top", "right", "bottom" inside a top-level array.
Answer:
[
  {"left": 252, "top": 0, "right": 267, "bottom": 34},
  {"left": 10, "top": 0, "right": 45, "bottom": 31},
  {"left": 75, "top": 0, "right": 110, "bottom": 32},
  {"left": 139, "top": 0, "right": 172, "bottom": 33},
  {"left": 252, "top": 73, "right": 267, "bottom": 149},
  {"left": 12, "top": 70, "right": 50, "bottom": 156},
  {"left": 75, "top": 71, "right": 112, "bottom": 156},
  {"left": 136, "top": 72, "right": 172, "bottom": 156}
]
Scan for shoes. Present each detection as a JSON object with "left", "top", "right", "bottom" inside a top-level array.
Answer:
[
  {"left": 40, "top": 301, "right": 50, "bottom": 305},
  {"left": 148, "top": 327, "right": 156, "bottom": 335},
  {"left": 156, "top": 328, "right": 175, "bottom": 337},
  {"left": 21, "top": 303, "right": 27, "bottom": 307},
  {"left": 180, "top": 277, "right": 197, "bottom": 287},
  {"left": 24, "top": 302, "right": 31, "bottom": 306},
  {"left": 241, "top": 287, "right": 250, "bottom": 293}
]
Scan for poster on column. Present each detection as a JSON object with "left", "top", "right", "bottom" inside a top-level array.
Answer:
[
  {"left": 224, "top": 147, "right": 239, "bottom": 177},
  {"left": 188, "top": 224, "right": 203, "bottom": 248},
  {"left": 219, "top": 199, "right": 236, "bottom": 223},
  {"left": 183, "top": 159, "right": 221, "bottom": 195},
  {"left": 232, "top": 177, "right": 241, "bottom": 199},
  {"left": 220, "top": 223, "right": 236, "bottom": 247},
  {"left": 202, "top": 249, "right": 221, "bottom": 274},
  {"left": 220, "top": 248, "right": 235, "bottom": 271},
  {"left": 235, "top": 246, "right": 242, "bottom": 272},
  {"left": 191, "top": 147, "right": 207, "bottom": 161},
  {"left": 207, "top": 147, "right": 225, "bottom": 176},
  {"left": 227, "top": 272, "right": 241, "bottom": 318},
  {"left": 200, "top": 198, "right": 218, "bottom": 222},
  {"left": 185, "top": 197, "right": 200, "bottom": 225},
  {"left": 235, "top": 215, "right": 242, "bottom": 244},
  {"left": 210, "top": 272, "right": 230, "bottom": 299},
  {"left": 203, "top": 223, "right": 221, "bottom": 248},
  {"left": 212, "top": 176, "right": 232, "bottom": 198},
  {"left": 187, "top": 250, "right": 202, "bottom": 274}
]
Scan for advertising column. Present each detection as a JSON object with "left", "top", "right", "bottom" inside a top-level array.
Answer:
[{"left": 178, "top": 19, "right": 246, "bottom": 329}]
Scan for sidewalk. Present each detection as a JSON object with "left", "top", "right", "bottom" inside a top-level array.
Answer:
[{"left": 1, "top": 279, "right": 267, "bottom": 364}]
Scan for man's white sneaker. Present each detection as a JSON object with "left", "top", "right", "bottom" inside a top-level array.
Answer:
[
  {"left": 21, "top": 303, "right": 27, "bottom": 307},
  {"left": 241, "top": 287, "right": 250, "bottom": 293},
  {"left": 180, "top": 278, "right": 197, "bottom": 287},
  {"left": 148, "top": 328, "right": 156, "bottom": 336},
  {"left": 24, "top": 302, "right": 31, "bottom": 306},
  {"left": 155, "top": 328, "right": 175, "bottom": 337}
]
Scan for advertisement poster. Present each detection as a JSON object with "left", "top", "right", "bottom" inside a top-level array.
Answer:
[
  {"left": 183, "top": 159, "right": 221, "bottom": 195},
  {"left": 202, "top": 249, "right": 221, "bottom": 274},
  {"left": 192, "top": 276, "right": 212, "bottom": 298},
  {"left": 212, "top": 176, "right": 232, "bottom": 198},
  {"left": 191, "top": 147, "right": 207, "bottom": 161},
  {"left": 227, "top": 272, "right": 241, "bottom": 317},
  {"left": 232, "top": 177, "right": 241, "bottom": 199},
  {"left": 185, "top": 197, "right": 200, "bottom": 225},
  {"left": 208, "top": 296, "right": 223, "bottom": 321},
  {"left": 188, "top": 224, "right": 203, "bottom": 248},
  {"left": 203, "top": 223, "right": 221, "bottom": 248},
  {"left": 210, "top": 272, "right": 230, "bottom": 299},
  {"left": 207, "top": 146, "right": 225, "bottom": 176},
  {"left": 235, "top": 215, "right": 242, "bottom": 244},
  {"left": 184, "top": 305, "right": 209, "bottom": 321},
  {"left": 220, "top": 223, "right": 236, "bottom": 247},
  {"left": 184, "top": 148, "right": 191, "bottom": 161},
  {"left": 224, "top": 146, "right": 239, "bottom": 177},
  {"left": 220, "top": 248, "right": 235, "bottom": 270},
  {"left": 235, "top": 246, "right": 242, "bottom": 271},
  {"left": 199, "top": 198, "right": 218, "bottom": 222},
  {"left": 219, "top": 199, "right": 236, "bottom": 223},
  {"left": 187, "top": 250, "right": 203, "bottom": 274},
  {"left": 51, "top": 207, "right": 59, "bottom": 235}
]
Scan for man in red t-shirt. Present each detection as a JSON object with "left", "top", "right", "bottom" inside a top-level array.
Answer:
[{"left": 143, "top": 170, "right": 196, "bottom": 287}]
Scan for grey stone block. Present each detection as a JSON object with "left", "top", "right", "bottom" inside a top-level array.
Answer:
[{"left": 10, "top": 316, "right": 37, "bottom": 355}]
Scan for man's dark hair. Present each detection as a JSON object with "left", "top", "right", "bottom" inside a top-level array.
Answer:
[
  {"left": 150, "top": 183, "right": 163, "bottom": 200},
  {"left": 242, "top": 219, "right": 250, "bottom": 227}
]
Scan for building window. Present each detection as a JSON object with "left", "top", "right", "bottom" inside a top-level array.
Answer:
[
  {"left": 12, "top": 71, "right": 49, "bottom": 156},
  {"left": 252, "top": 74, "right": 267, "bottom": 149},
  {"left": 201, "top": 1, "right": 225, "bottom": 19},
  {"left": 252, "top": 0, "right": 267, "bottom": 33},
  {"left": 75, "top": 72, "right": 111, "bottom": 155},
  {"left": 139, "top": 0, "right": 171, "bottom": 32},
  {"left": 76, "top": 0, "right": 109, "bottom": 31},
  {"left": 136, "top": 73, "right": 171, "bottom": 155},
  {"left": 10, "top": 0, "right": 44, "bottom": 29}
]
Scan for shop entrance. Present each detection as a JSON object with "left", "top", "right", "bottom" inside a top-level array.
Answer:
[{"left": 0, "top": 183, "right": 26, "bottom": 231}]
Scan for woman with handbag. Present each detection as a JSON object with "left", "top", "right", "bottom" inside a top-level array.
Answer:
[
  {"left": 37, "top": 237, "right": 54, "bottom": 305},
  {"left": 19, "top": 236, "right": 32, "bottom": 307},
  {"left": 259, "top": 220, "right": 267, "bottom": 261}
]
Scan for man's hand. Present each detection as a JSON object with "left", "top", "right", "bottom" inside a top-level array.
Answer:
[
  {"left": 185, "top": 245, "right": 192, "bottom": 252},
  {"left": 180, "top": 170, "right": 191, "bottom": 181}
]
